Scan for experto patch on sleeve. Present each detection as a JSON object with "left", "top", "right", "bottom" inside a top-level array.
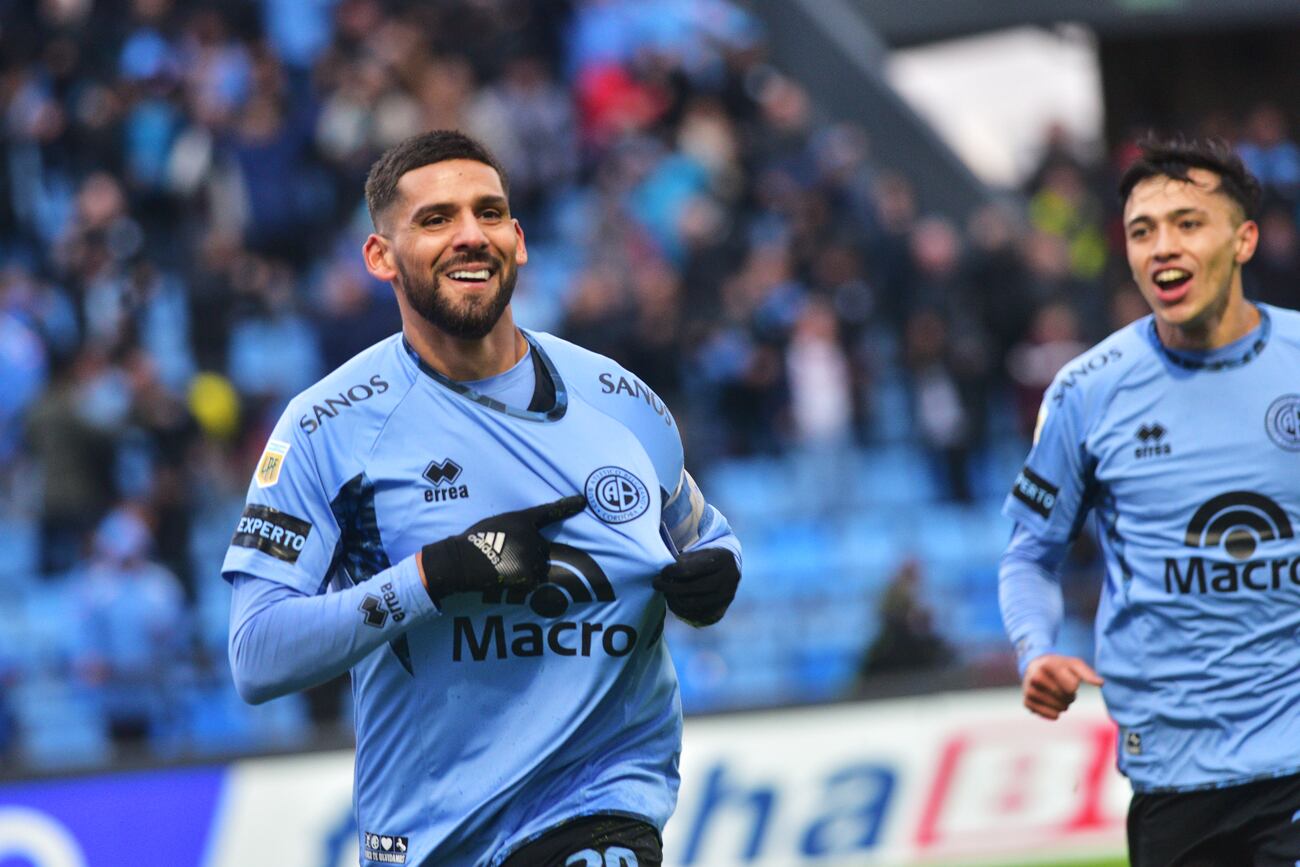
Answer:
[
  {"left": 1011, "top": 466, "right": 1059, "bottom": 519},
  {"left": 232, "top": 504, "right": 313, "bottom": 563}
]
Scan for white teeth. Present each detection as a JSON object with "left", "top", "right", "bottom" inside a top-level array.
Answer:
[
  {"left": 1154, "top": 269, "right": 1190, "bottom": 284},
  {"left": 449, "top": 269, "right": 490, "bottom": 280}
]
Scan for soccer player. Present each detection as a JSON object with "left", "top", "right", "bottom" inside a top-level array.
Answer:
[
  {"left": 224, "top": 130, "right": 742, "bottom": 867},
  {"left": 999, "top": 137, "right": 1300, "bottom": 866}
]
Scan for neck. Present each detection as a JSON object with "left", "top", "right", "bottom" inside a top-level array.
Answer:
[
  {"left": 402, "top": 311, "right": 525, "bottom": 381},
  {"left": 1156, "top": 280, "right": 1259, "bottom": 352}
]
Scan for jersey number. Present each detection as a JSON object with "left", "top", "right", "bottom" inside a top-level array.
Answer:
[{"left": 564, "top": 848, "right": 637, "bottom": 867}]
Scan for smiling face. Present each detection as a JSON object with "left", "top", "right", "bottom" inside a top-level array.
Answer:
[
  {"left": 365, "top": 159, "right": 527, "bottom": 340},
  {"left": 1123, "top": 167, "right": 1258, "bottom": 348}
]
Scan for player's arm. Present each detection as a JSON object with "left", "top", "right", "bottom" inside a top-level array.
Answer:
[
  {"left": 999, "top": 358, "right": 1111, "bottom": 719},
  {"left": 229, "top": 496, "right": 586, "bottom": 703},
  {"left": 999, "top": 523, "right": 1102, "bottom": 720},
  {"left": 229, "top": 559, "right": 432, "bottom": 704},
  {"left": 654, "top": 468, "right": 743, "bottom": 627}
]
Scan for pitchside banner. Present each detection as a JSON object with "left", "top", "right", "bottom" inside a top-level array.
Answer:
[{"left": 0, "top": 689, "right": 1126, "bottom": 866}]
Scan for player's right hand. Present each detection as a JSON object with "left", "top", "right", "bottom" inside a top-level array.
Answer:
[
  {"left": 1022, "top": 654, "right": 1103, "bottom": 721},
  {"left": 418, "top": 495, "right": 587, "bottom": 602}
]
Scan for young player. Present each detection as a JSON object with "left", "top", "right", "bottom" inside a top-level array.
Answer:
[
  {"left": 224, "top": 130, "right": 742, "bottom": 866},
  {"left": 1000, "top": 136, "right": 1300, "bottom": 866}
]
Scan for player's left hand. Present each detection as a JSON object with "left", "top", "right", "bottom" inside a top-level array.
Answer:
[{"left": 653, "top": 547, "right": 739, "bottom": 627}]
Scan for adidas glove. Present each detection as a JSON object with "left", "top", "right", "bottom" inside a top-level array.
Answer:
[
  {"left": 652, "top": 547, "right": 740, "bottom": 627},
  {"left": 419, "top": 494, "right": 587, "bottom": 602}
]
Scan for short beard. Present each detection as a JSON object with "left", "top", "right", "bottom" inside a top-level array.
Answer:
[{"left": 397, "top": 257, "right": 517, "bottom": 340}]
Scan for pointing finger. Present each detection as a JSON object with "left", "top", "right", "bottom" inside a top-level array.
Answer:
[
  {"left": 528, "top": 494, "right": 588, "bottom": 526},
  {"left": 1070, "top": 659, "right": 1104, "bottom": 686}
]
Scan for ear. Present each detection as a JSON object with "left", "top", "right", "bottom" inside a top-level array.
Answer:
[
  {"left": 363, "top": 234, "right": 398, "bottom": 282},
  {"left": 513, "top": 220, "right": 528, "bottom": 266},
  {"left": 1233, "top": 219, "right": 1259, "bottom": 265}
]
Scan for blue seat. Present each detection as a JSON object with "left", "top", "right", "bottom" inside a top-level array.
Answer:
[{"left": 12, "top": 677, "right": 110, "bottom": 769}]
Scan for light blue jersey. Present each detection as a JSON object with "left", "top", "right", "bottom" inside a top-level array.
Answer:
[
  {"left": 1001, "top": 303, "right": 1300, "bottom": 792},
  {"left": 223, "top": 330, "right": 739, "bottom": 864}
]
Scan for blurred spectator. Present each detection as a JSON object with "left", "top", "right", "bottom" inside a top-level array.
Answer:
[
  {"left": 0, "top": 288, "right": 49, "bottom": 479},
  {"left": 858, "top": 558, "right": 954, "bottom": 678},
  {"left": 1237, "top": 103, "right": 1300, "bottom": 204},
  {"left": 1005, "top": 302, "right": 1087, "bottom": 438},
  {"left": 24, "top": 351, "right": 123, "bottom": 577},
  {"left": 314, "top": 256, "right": 401, "bottom": 371},
  {"left": 903, "top": 309, "right": 977, "bottom": 502},
  {"left": 1026, "top": 161, "right": 1107, "bottom": 284},
  {"left": 785, "top": 296, "right": 854, "bottom": 512},
  {"left": 1248, "top": 205, "right": 1300, "bottom": 309},
  {"left": 120, "top": 349, "right": 201, "bottom": 596},
  {"left": 71, "top": 505, "right": 189, "bottom": 756}
]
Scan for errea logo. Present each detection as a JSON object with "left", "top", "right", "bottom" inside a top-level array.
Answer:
[
  {"left": 423, "top": 458, "right": 470, "bottom": 503},
  {"left": 1134, "top": 422, "right": 1172, "bottom": 459}
]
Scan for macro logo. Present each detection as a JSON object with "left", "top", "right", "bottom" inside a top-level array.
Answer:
[
  {"left": 453, "top": 545, "right": 639, "bottom": 661},
  {"left": 1165, "top": 491, "right": 1299, "bottom": 594}
]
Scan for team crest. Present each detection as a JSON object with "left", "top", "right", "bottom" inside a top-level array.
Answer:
[
  {"left": 1265, "top": 394, "right": 1300, "bottom": 452},
  {"left": 585, "top": 466, "right": 650, "bottom": 524},
  {"left": 255, "top": 439, "right": 291, "bottom": 488}
]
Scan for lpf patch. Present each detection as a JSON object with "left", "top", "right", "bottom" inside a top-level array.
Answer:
[
  {"left": 1265, "top": 394, "right": 1300, "bottom": 452},
  {"left": 585, "top": 466, "right": 650, "bottom": 524},
  {"left": 363, "top": 832, "right": 409, "bottom": 864},
  {"left": 255, "top": 439, "right": 291, "bottom": 488}
]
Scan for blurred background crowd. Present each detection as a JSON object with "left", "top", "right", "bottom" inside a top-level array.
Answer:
[{"left": 2, "top": 0, "right": 1299, "bottom": 774}]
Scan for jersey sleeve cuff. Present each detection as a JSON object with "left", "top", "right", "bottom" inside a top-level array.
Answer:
[
  {"left": 1015, "top": 640, "right": 1055, "bottom": 677},
  {"left": 392, "top": 554, "right": 439, "bottom": 620}
]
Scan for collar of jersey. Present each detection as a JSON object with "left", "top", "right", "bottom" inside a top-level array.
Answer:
[
  {"left": 401, "top": 330, "right": 568, "bottom": 422},
  {"left": 1150, "top": 304, "right": 1271, "bottom": 372}
]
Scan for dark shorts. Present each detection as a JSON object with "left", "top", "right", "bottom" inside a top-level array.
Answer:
[
  {"left": 1128, "top": 771, "right": 1300, "bottom": 867},
  {"left": 499, "top": 814, "right": 662, "bottom": 867}
]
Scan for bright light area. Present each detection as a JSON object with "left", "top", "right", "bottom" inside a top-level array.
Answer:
[{"left": 887, "top": 25, "right": 1104, "bottom": 187}]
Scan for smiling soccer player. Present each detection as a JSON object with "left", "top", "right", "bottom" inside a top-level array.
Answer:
[
  {"left": 999, "top": 136, "right": 1300, "bottom": 867},
  {"left": 224, "top": 130, "right": 742, "bottom": 867}
]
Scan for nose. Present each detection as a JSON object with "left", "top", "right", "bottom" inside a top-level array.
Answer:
[
  {"left": 450, "top": 211, "right": 489, "bottom": 251},
  {"left": 1152, "top": 224, "right": 1180, "bottom": 260}
]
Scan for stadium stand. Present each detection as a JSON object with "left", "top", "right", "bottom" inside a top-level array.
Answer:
[{"left": 2, "top": 0, "right": 1298, "bottom": 778}]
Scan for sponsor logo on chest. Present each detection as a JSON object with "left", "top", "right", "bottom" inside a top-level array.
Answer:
[
  {"left": 422, "top": 458, "right": 470, "bottom": 504},
  {"left": 1133, "top": 422, "right": 1172, "bottom": 460},
  {"left": 1164, "top": 491, "right": 1300, "bottom": 595}
]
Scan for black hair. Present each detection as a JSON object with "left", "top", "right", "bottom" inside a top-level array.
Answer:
[
  {"left": 1118, "top": 135, "right": 1261, "bottom": 220},
  {"left": 364, "top": 130, "right": 510, "bottom": 230}
]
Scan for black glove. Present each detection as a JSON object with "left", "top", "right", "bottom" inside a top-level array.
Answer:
[
  {"left": 420, "top": 495, "right": 586, "bottom": 602},
  {"left": 653, "top": 547, "right": 740, "bottom": 626}
]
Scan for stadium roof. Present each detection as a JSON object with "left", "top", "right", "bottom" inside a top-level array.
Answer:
[{"left": 855, "top": 0, "right": 1300, "bottom": 46}]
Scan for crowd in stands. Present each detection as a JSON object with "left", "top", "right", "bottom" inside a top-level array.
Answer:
[{"left": 2, "top": 0, "right": 1299, "bottom": 772}]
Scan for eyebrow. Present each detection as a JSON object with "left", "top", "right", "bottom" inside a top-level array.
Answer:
[
  {"left": 1125, "top": 206, "right": 1206, "bottom": 229},
  {"left": 408, "top": 195, "right": 510, "bottom": 225}
]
